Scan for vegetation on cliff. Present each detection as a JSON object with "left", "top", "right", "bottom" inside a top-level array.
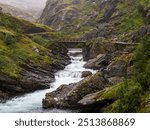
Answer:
[
  {"left": 0, "top": 0, "right": 150, "bottom": 113},
  {"left": 0, "top": 12, "right": 69, "bottom": 100},
  {"left": 40, "top": 0, "right": 150, "bottom": 113}
]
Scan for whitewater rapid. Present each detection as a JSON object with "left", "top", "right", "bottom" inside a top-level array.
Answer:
[{"left": 0, "top": 48, "right": 95, "bottom": 113}]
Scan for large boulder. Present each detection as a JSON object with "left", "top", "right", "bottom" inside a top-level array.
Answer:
[
  {"left": 84, "top": 54, "right": 111, "bottom": 70},
  {"left": 78, "top": 81, "right": 124, "bottom": 112},
  {"left": 43, "top": 72, "right": 108, "bottom": 109}
]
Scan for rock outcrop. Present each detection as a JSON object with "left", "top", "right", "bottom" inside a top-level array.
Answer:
[
  {"left": 43, "top": 72, "right": 108, "bottom": 109},
  {"left": 81, "top": 71, "right": 92, "bottom": 78},
  {"left": 39, "top": 0, "right": 100, "bottom": 33},
  {"left": 42, "top": 43, "right": 135, "bottom": 110}
]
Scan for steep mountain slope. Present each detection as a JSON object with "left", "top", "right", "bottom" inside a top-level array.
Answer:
[
  {"left": 39, "top": 0, "right": 99, "bottom": 36},
  {"left": 0, "top": 12, "right": 69, "bottom": 101},
  {"left": 83, "top": 0, "right": 150, "bottom": 41},
  {"left": 0, "top": 3, "right": 35, "bottom": 21},
  {"left": 40, "top": 0, "right": 150, "bottom": 39}
]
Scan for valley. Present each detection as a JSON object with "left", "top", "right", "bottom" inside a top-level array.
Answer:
[{"left": 0, "top": 0, "right": 150, "bottom": 113}]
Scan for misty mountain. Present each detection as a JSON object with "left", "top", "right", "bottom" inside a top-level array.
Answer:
[
  {"left": 0, "top": 3, "right": 36, "bottom": 21},
  {"left": 0, "top": 0, "right": 47, "bottom": 19}
]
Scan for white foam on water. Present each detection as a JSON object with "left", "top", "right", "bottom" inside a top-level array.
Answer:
[{"left": 0, "top": 48, "right": 96, "bottom": 113}]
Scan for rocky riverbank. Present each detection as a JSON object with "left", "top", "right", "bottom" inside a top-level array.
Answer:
[
  {"left": 0, "top": 50, "right": 70, "bottom": 102},
  {"left": 0, "top": 12, "right": 70, "bottom": 102},
  {"left": 42, "top": 40, "right": 136, "bottom": 112},
  {"left": 40, "top": 0, "right": 150, "bottom": 112}
]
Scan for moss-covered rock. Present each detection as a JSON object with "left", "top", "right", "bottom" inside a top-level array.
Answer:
[{"left": 43, "top": 72, "right": 108, "bottom": 109}]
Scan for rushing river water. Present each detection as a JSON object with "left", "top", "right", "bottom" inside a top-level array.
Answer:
[{"left": 0, "top": 48, "right": 95, "bottom": 113}]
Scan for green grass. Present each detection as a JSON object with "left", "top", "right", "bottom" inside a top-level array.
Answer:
[
  {"left": 116, "top": 0, "right": 145, "bottom": 33},
  {"left": 0, "top": 12, "right": 69, "bottom": 79},
  {"left": 96, "top": 82, "right": 124, "bottom": 102}
]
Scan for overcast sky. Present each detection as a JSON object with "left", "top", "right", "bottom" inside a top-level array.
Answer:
[{"left": 0, "top": 0, "right": 47, "bottom": 10}]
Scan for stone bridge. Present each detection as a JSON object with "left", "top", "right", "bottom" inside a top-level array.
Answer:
[
  {"left": 58, "top": 40, "right": 138, "bottom": 49},
  {"left": 58, "top": 40, "right": 86, "bottom": 48}
]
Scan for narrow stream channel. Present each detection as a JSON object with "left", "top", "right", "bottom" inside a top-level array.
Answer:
[{"left": 0, "top": 48, "right": 95, "bottom": 113}]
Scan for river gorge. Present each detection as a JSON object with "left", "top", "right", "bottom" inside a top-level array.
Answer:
[{"left": 0, "top": 48, "right": 95, "bottom": 113}]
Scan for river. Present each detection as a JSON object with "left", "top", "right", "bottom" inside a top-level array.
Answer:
[{"left": 0, "top": 48, "right": 95, "bottom": 113}]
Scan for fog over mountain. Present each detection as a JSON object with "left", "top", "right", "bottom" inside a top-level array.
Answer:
[
  {"left": 0, "top": 0, "right": 47, "bottom": 10},
  {"left": 0, "top": 0, "right": 47, "bottom": 19}
]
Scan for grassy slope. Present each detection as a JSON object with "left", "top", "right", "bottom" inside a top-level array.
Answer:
[{"left": 0, "top": 13, "right": 66, "bottom": 79}]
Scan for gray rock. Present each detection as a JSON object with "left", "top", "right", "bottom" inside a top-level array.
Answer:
[
  {"left": 107, "top": 77, "right": 124, "bottom": 85},
  {"left": 84, "top": 54, "right": 105, "bottom": 69},
  {"left": 78, "top": 92, "right": 99, "bottom": 105},
  {"left": 103, "top": 60, "right": 126, "bottom": 78},
  {"left": 84, "top": 54, "right": 111, "bottom": 70},
  {"left": 82, "top": 42, "right": 116, "bottom": 61},
  {"left": 81, "top": 71, "right": 92, "bottom": 78},
  {"left": 43, "top": 72, "right": 108, "bottom": 109}
]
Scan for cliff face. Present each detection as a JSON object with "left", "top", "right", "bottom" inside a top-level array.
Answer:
[
  {"left": 40, "top": 0, "right": 150, "bottom": 39},
  {"left": 39, "top": 0, "right": 100, "bottom": 35}
]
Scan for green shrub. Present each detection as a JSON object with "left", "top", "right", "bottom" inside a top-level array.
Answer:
[
  {"left": 113, "top": 81, "right": 142, "bottom": 113},
  {"left": 134, "top": 36, "right": 150, "bottom": 89}
]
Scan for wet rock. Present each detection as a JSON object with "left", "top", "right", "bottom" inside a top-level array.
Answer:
[
  {"left": 43, "top": 72, "right": 108, "bottom": 109},
  {"left": 127, "top": 66, "right": 134, "bottom": 78},
  {"left": 0, "top": 90, "right": 8, "bottom": 103},
  {"left": 84, "top": 54, "right": 111, "bottom": 70},
  {"left": 43, "top": 84, "right": 74, "bottom": 108},
  {"left": 81, "top": 71, "right": 92, "bottom": 78},
  {"left": 123, "top": 46, "right": 136, "bottom": 53}
]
